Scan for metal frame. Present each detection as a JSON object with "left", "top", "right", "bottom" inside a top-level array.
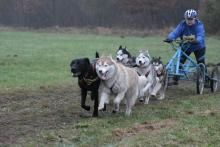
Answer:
[
  {"left": 165, "top": 40, "right": 218, "bottom": 94},
  {"left": 166, "top": 41, "right": 200, "bottom": 81}
]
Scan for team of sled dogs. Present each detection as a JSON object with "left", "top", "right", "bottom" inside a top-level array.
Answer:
[{"left": 70, "top": 46, "right": 168, "bottom": 117}]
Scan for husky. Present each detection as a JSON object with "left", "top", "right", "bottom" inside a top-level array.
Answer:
[
  {"left": 135, "top": 49, "right": 157, "bottom": 104},
  {"left": 116, "top": 45, "right": 136, "bottom": 67},
  {"left": 151, "top": 57, "right": 168, "bottom": 100},
  {"left": 96, "top": 55, "right": 140, "bottom": 116}
]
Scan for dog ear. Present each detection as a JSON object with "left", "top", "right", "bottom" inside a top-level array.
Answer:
[
  {"left": 84, "top": 58, "right": 90, "bottom": 64},
  {"left": 146, "top": 50, "right": 150, "bottom": 56},
  {"left": 119, "top": 45, "right": 122, "bottom": 49},
  {"left": 140, "top": 49, "right": 148, "bottom": 55},
  {"left": 159, "top": 56, "right": 161, "bottom": 60},
  {"left": 107, "top": 54, "right": 115, "bottom": 61},
  {"left": 139, "top": 49, "right": 144, "bottom": 53},
  {"left": 125, "top": 46, "right": 127, "bottom": 51},
  {"left": 145, "top": 50, "right": 152, "bottom": 60},
  {"left": 146, "top": 49, "right": 149, "bottom": 54},
  {"left": 108, "top": 54, "right": 113, "bottom": 59},
  {"left": 100, "top": 53, "right": 106, "bottom": 58},
  {"left": 95, "top": 51, "right": 99, "bottom": 58}
]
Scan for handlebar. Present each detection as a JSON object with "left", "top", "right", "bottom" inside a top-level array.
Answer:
[
  {"left": 164, "top": 39, "right": 187, "bottom": 44},
  {"left": 164, "top": 39, "right": 191, "bottom": 52}
]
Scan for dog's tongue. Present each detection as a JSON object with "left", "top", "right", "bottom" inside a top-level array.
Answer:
[
  {"left": 139, "top": 63, "right": 145, "bottom": 67},
  {"left": 103, "top": 73, "right": 108, "bottom": 80},
  {"left": 100, "top": 72, "right": 108, "bottom": 80}
]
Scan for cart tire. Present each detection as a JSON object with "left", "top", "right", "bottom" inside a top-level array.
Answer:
[
  {"left": 210, "top": 67, "right": 219, "bottom": 92},
  {"left": 196, "top": 65, "right": 205, "bottom": 94}
]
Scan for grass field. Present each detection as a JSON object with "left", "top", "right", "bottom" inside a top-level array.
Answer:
[
  {"left": 1, "top": 31, "right": 220, "bottom": 91},
  {"left": 0, "top": 30, "right": 220, "bottom": 146}
]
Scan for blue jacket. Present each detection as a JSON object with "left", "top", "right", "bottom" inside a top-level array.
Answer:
[{"left": 167, "top": 19, "right": 206, "bottom": 51}]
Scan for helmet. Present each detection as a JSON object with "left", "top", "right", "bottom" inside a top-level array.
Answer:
[{"left": 184, "top": 9, "right": 197, "bottom": 19}]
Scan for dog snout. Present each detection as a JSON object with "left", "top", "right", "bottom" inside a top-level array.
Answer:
[
  {"left": 116, "top": 57, "right": 120, "bottom": 61},
  {"left": 71, "top": 67, "right": 76, "bottom": 73},
  {"left": 99, "top": 70, "right": 103, "bottom": 74},
  {"left": 139, "top": 60, "right": 142, "bottom": 64}
]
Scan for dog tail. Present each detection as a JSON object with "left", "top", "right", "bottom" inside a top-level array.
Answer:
[{"left": 96, "top": 51, "right": 99, "bottom": 58}]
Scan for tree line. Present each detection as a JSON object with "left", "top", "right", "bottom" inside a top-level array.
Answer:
[{"left": 0, "top": 0, "right": 219, "bottom": 34}]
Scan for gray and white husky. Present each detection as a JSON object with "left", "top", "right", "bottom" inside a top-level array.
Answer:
[
  {"left": 151, "top": 57, "right": 168, "bottom": 100},
  {"left": 116, "top": 46, "right": 136, "bottom": 67},
  {"left": 135, "top": 50, "right": 157, "bottom": 104},
  {"left": 96, "top": 55, "right": 141, "bottom": 116}
]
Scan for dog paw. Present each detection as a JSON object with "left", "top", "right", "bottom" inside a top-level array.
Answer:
[
  {"left": 102, "top": 104, "right": 107, "bottom": 111},
  {"left": 144, "top": 98, "right": 149, "bottom": 105},
  {"left": 112, "top": 110, "right": 117, "bottom": 114},
  {"left": 125, "top": 109, "right": 131, "bottom": 116},
  {"left": 158, "top": 96, "right": 165, "bottom": 100},
  {"left": 140, "top": 89, "right": 146, "bottom": 97},
  {"left": 92, "top": 112, "right": 98, "bottom": 117},
  {"left": 151, "top": 94, "right": 156, "bottom": 97},
  {"left": 99, "top": 108, "right": 106, "bottom": 111},
  {"left": 83, "top": 106, "right": 90, "bottom": 111},
  {"left": 113, "top": 98, "right": 121, "bottom": 104},
  {"left": 98, "top": 106, "right": 104, "bottom": 111}
]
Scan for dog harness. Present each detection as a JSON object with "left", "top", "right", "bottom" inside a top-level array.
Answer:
[
  {"left": 83, "top": 76, "right": 99, "bottom": 85},
  {"left": 81, "top": 63, "right": 99, "bottom": 86},
  {"left": 156, "top": 71, "right": 164, "bottom": 77},
  {"left": 137, "top": 71, "right": 150, "bottom": 77}
]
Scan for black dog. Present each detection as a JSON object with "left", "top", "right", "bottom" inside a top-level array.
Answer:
[{"left": 70, "top": 52, "right": 102, "bottom": 117}]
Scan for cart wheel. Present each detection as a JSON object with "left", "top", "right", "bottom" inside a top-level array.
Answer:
[
  {"left": 196, "top": 65, "right": 205, "bottom": 94},
  {"left": 210, "top": 67, "right": 219, "bottom": 92}
]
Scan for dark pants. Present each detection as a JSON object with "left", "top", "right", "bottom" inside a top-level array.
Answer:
[{"left": 180, "top": 48, "right": 206, "bottom": 65}]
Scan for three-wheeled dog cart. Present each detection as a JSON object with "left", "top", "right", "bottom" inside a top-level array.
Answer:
[{"left": 165, "top": 39, "right": 218, "bottom": 94}]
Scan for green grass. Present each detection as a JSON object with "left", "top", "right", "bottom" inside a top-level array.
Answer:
[{"left": 1, "top": 31, "right": 220, "bottom": 91}]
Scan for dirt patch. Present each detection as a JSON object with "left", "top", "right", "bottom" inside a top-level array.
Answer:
[
  {"left": 196, "top": 110, "right": 217, "bottom": 116},
  {"left": 0, "top": 85, "right": 85, "bottom": 145},
  {"left": 195, "top": 109, "right": 218, "bottom": 117},
  {"left": 113, "top": 119, "right": 176, "bottom": 139},
  {"left": 185, "top": 109, "right": 219, "bottom": 117}
]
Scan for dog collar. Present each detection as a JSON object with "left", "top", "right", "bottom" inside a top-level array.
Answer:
[
  {"left": 83, "top": 76, "right": 99, "bottom": 85},
  {"left": 145, "top": 71, "right": 150, "bottom": 77},
  {"left": 137, "top": 71, "right": 150, "bottom": 77},
  {"left": 157, "top": 73, "right": 163, "bottom": 77},
  {"left": 156, "top": 69, "right": 166, "bottom": 77}
]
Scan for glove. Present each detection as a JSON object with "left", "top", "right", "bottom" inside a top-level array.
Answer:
[
  {"left": 183, "top": 35, "right": 196, "bottom": 43},
  {"left": 163, "top": 38, "right": 173, "bottom": 43}
]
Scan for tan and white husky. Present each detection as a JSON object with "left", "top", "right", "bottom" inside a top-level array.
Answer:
[{"left": 96, "top": 55, "right": 140, "bottom": 116}]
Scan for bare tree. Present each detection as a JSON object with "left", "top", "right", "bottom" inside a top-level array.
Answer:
[{"left": 0, "top": 0, "right": 202, "bottom": 29}]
